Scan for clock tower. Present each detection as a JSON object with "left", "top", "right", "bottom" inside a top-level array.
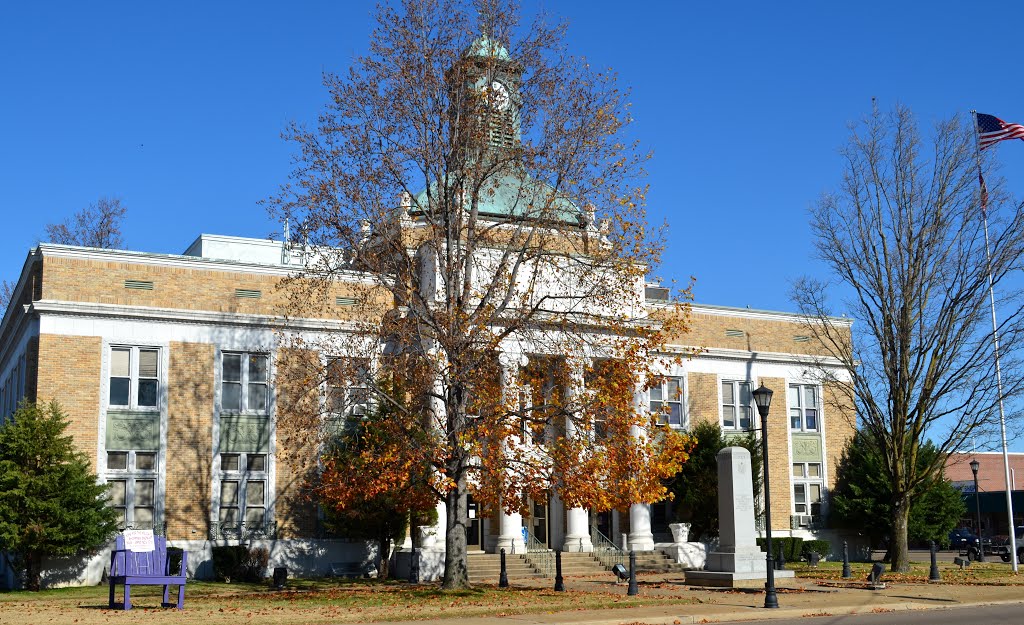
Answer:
[{"left": 450, "top": 34, "right": 521, "bottom": 152}]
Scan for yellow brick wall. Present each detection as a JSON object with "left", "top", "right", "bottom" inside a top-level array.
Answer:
[
  {"left": 273, "top": 348, "right": 320, "bottom": 539},
  {"left": 165, "top": 341, "right": 215, "bottom": 540},
  {"left": 274, "top": 459, "right": 317, "bottom": 539},
  {"left": 40, "top": 256, "right": 389, "bottom": 323},
  {"left": 687, "top": 372, "right": 718, "bottom": 427},
  {"left": 759, "top": 377, "right": 792, "bottom": 531},
  {"left": 823, "top": 380, "right": 855, "bottom": 489},
  {"left": 35, "top": 334, "right": 102, "bottom": 470},
  {"left": 664, "top": 308, "right": 846, "bottom": 357}
]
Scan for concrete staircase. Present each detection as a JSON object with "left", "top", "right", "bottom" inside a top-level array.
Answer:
[
  {"left": 466, "top": 549, "right": 688, "bottom": 583},
  {"left": 552, "top": 552, "right": 610, "bottom": 576},
  {"left": 466, "top": 552, "right": 544, "bottom": 584},
  {"left": 630, "top": 550, "right": 690, "bottom": 574}
]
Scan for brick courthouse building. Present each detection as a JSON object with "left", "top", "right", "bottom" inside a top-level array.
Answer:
[{"left": 0, "top": 231, "right": 855, "bottom": 585}]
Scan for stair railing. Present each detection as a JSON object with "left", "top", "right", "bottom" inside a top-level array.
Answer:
[
  {"left": 522, "top": 528, "right": 554, "bottom": 577},
  {"left": 590, "top": 527, "right": 624, "bottom": 569}
]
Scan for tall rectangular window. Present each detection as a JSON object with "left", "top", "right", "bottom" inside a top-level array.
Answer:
[
  {"left": 650, "top": 377, "right": 683, "bottom": 427},
  {"left": 222, "top": 352, "right": 269, "bottom": 413},
  {"left": 789, "top": 384, "right": 820, "bottom": 431},
  {"left": 218, "top": 452, "right": 268, "bottom": 535},
  {"left": 326, "top": 358, "right": 371, "bottom": 419},
  {"left": 721, "top": 380, "right": 752, "bottom": 431},
  {"left": 106, "top": 451, "right": 158, "bottom": 529},
  {"left": 109, "top": 347, "right": 160, "bottom": 409},
  {"left": 792, "top": 462, "right": 823, "bottom": 520}
]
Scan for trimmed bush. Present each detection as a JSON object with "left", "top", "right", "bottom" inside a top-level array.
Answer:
[
  {"left": 801, "top": 539, "right": 831, "bottom": 560},
  {"left": 212, "top": 545, "right": 268, "bottom": 582},
  {"left": 167, "top": 547, "right": 184, "bottom": 574},
  {"left": 756, "top": 537, "right": 803, "bottom": 562}
]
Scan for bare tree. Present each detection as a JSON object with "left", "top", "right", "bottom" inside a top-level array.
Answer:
[
  {"left": 0, "top": 280, "right": 14, "bottom": 315},
  {"left": 45, "top": 196, "right": 127, "bottom": 249},
  {"left": 793, "top": 104, "right": 1024, "bottom": 571},
  {"left": 268, "top": 0, "right": 693, "bottom": 589}
]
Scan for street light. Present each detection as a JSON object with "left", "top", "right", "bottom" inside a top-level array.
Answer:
[
  {"left": 751, "top": 384, "right": 778, "bottom": 609},
  {"left": 970, "top": 458, "right": 983, "bottom": 561}
]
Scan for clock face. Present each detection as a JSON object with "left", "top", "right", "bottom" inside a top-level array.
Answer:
[{"left": 489, "top": 81, "right": 510, "bottom": 111}]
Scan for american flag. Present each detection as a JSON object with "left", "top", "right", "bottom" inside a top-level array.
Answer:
[{"left": 977, "top": 113, "right": 1024, "bottom": 150}]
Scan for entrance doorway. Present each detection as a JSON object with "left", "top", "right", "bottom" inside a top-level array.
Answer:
[
  {"left": 595, "top": 510, "right": 613, "bottom": 541},
  {"left": 529, "top": 497, "right": 549, "bottom": 548},
  {"left": 467, "top": 495, "right": 483, "bottom": 551}
]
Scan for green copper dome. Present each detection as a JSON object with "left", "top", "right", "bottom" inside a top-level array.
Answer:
[
  {"left": 465, "top": 34, "right": 510, "bottom": 61},
  {"left": 414, "top": 172, "right": 582, "bottom": 226}
]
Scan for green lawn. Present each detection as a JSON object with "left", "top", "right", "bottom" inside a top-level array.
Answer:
[
  {"left": 0, "top": 578, "right": 699, "bottom": 624},
  {"left": 791, "top": 560, "right": 1024, "bottom": 584}
]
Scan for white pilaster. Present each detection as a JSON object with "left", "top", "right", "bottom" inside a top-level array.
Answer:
[
  {"left": 496, "top": 508, "right": 525, "bottom": 554},
  {"left": 434, "top": 500, "right": 448, "bottom": 546},
  {"left": 494, "top": 352, "right": 526, "bottom": 554},
  {"left": 627, "top": 382, "right": 655, "bottom": 551},
  {"left": 562, "top": 358, "right": 593, "bottom": 552}
]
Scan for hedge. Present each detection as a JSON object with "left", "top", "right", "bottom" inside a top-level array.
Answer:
[
  {"left": 211, "top": 545, "right": 269, "bottom": 582},
  {"left": 801, "top": 539, "right": 831, "bottom": 559},
  {"left": 755, "top": 537, "right": 803, "bottom": 562}
]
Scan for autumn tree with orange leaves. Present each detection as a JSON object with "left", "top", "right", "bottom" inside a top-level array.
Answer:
[{"left": 268, "top": 0, "right": 694, "bottom": 590}]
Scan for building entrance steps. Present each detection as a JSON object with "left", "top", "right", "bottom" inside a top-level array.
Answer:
[
  {"left": 630, "top": 550, "right": 692, "bottom": 574},
  {"left": 548, "top": 552, "right": 608, "bottom": 576},
  {"left": 466, "top": 552, "right": 544, "bottom": 583}
]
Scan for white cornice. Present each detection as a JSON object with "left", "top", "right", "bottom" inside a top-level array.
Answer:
[
  {"left": 35, "top": 243, "right": 377, "bottom": 284},
  {"left": 662, "top": 344, "right": 847, "bottom": 368},
  {"left": 29, "top": 300, "right": 365, "bottom": 333}
]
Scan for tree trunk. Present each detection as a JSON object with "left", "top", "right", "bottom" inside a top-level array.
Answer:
[
  {"left": 441, "top": 481, "right": 470, "bottom": 590},
  {"left": 377, "top": 533, "right": 390, "bottom": 579},
  {"left": 890, "top": 496, "right": 911, "bottom": 572},
  {"left": 24, "top": 551, "right": 42, "bottom": 591}
]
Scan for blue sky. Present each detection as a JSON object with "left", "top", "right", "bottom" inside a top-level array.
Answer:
[
  {"left": 4, "top": 1, "right": 1024, "bottom": 313},
  {"left": 4, "top": 2, "right": 1024, "bottom": 454}
]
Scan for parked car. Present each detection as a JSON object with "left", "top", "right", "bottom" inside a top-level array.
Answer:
[
  {"left": 953, "top": 532, "right": 1000, "bottom": 562},
  {"left": 991, "top": 526, "right": 1024, "bottom": 563},
  {"left": 948, "top": 528, "right": 977, "bottom": 549}
]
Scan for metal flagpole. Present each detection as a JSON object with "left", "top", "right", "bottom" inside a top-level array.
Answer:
[{"left": 971, "top": 110, "right": 1018, "bottom": 573}]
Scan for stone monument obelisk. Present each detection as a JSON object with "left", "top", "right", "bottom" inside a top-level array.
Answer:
[{"left": 685, "top": 446, "right": 794, "bottom": 587}]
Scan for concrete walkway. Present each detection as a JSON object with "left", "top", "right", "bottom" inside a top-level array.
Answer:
[{"left": 388, "top": 573, "right": 1024, "bottom": 625}]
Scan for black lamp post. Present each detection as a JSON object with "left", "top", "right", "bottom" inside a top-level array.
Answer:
[
  {"left": 970, "top": 458, "right": 983, "bottom": 559},
  {"left": 751, "top": 384, "right": 778, "bottom": 609}
]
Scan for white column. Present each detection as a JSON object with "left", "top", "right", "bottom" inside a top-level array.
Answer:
[
  {"left": 496, "top": 508, "right": 525, "bottom": 554},
  {"left": 628, "top": 503, "right": 654, "bottom": 552},
  {"left": 549, "top": 494, "right": 566, "bottom": 548},
  {"left": 495, "top": 352, "right": 525, "bottom": 554},
  {"left": 628, "top": 383, "right": 655, "bottom": 551},
  {"left": 562, "top": 358, "right": 593, "bottom": 552},
  {"left": 428, "top": 354, "right": 448, "bottom": 551}
]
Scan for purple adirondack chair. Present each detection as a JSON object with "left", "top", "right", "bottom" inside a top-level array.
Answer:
[{"left": 108, "top": 534, "right": 188, "bottom": 610}]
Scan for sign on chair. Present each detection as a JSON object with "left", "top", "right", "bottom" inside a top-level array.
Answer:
[{"left": 123, "top": 529, "right": 155, "bottom": 553}]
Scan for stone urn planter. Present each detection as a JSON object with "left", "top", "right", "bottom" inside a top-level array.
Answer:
[
  {"left": 418, "top": 526, "right": 437, "bottom": 549},
  {"left": 669, "top": 522, "right": 691, "bottom": 544}
]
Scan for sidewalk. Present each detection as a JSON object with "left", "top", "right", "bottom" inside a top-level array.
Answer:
[{"left": 386, "top": 573, "right": 1024, "bottom": 625}]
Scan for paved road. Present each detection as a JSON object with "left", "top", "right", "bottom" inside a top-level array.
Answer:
[{"left": 742, "top": 603, "right": 1024, "bottom": 624}]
